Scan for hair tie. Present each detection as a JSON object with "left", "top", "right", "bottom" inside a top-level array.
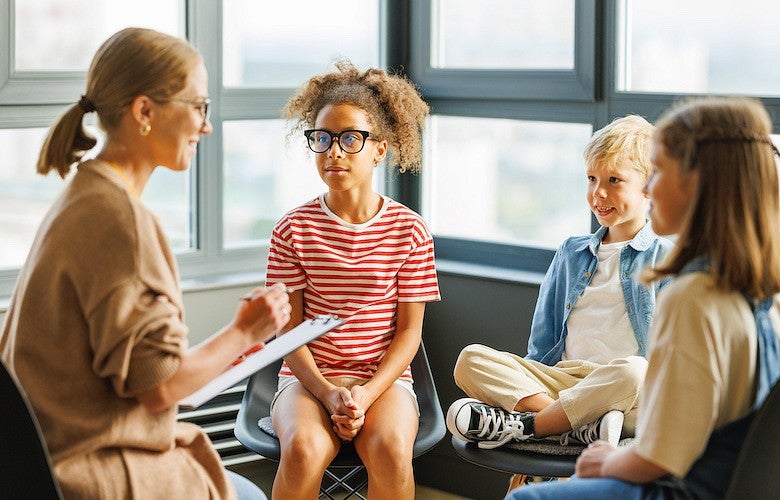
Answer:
[
  {"left": 694, "top": 127, "right": 779, "bottom": 157},
  {"left": 78, "top": 95, "right": 96, "bottom": 113}
]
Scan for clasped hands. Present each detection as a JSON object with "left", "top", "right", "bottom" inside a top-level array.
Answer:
[{"left": 324, "top": 384, "right": 372, "bottom": 441}]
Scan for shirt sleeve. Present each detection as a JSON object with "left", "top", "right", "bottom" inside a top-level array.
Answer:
[
  {"left": 266, "top": 216, "right": 306, "bottom": 290},
  {"left": 397, "top": 218, "right": 440, "bottom": 303},
  {"left": 87, "top": 279, "right": 188, "bottom": 397},
  {"left": 526, "top": 247, "right": 564, "bottom": 362}
]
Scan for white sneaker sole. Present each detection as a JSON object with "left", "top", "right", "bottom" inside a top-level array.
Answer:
[
  {"left": 446, "top": 397, "right": 481, "bottom": 441},
  {"left": 598, "top": 410, "right": 624, "bottom": 447}
]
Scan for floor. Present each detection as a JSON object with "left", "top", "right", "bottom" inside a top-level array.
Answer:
[{"left": 228, "top": 459, "right": 471, "bottom": 499}]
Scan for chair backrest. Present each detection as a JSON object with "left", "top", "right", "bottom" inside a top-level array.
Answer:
[
  {"left": 0, "top": 360, "right": 63, "bottom": 499},
  {"left": 724, "top": 380, "right": 780, "bottom": 499},
  {"left": 234, "top": 340, "right": 446, "bottom": 465}
]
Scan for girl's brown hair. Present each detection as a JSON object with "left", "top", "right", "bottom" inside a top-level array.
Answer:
[
  {"left": 37, "top": 27, "right": 202, "bottom": 178},
  {"left": 282, "top": 60, "right": 429, "bottom": 173},
  {"left": 644, "top": 97, "right": 780, "bottom": 298}
]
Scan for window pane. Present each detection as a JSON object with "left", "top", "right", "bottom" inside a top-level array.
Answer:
[
  {"left": 618, "top": 0, "right": 780, "bottom": 95},
  {"left": 0, "top": 128, "right": 67, "bottom": 270},
  {"left": 423, "top": 117, "right": 592, "bottom": 249},
  {"left": 0, "top": 127, "right": 191, "bottom": 271},
  {"left": 223, "top": 120, "right": 323, "bottom": 248},
  {"left": 15, "top": 0, "right": 183, "bottom": 71},
  {"left": 143, "top": 167, "right": 192, "bottom": 252},
  {"left": 432, "top": 0, "right": 574, "bottom": 70},
  {"left": 223, "top": 1, "right": 380, "bottom": 87}
]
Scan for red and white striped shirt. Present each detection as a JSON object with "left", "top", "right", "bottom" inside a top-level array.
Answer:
[{"left": 266, "top": 194, "right": 440, "bottom": 381}]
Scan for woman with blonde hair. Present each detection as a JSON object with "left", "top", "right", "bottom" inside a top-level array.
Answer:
[{"left": 1, "top": 27, "right": 290, "bottom": 499}]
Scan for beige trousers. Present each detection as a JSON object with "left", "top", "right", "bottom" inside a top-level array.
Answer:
[{"left": 453, "top": 344, "right": 647, "bottom": 435}]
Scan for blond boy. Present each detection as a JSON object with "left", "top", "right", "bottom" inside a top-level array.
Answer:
[{"left": 448, "top": 116, "right": 673, "bottom": 449}]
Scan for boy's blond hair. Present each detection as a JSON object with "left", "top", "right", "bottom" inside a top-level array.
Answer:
[{"left": 583, "top": 115, "right": 654, "bottom": 179}]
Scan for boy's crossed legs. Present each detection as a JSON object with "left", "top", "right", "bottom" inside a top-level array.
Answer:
[{"left": 449, "top": 344, "right": 647, "bottom": 448}]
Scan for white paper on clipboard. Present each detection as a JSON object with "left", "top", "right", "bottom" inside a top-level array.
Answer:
[{"left": 179, "top": 315, "right": 343, "bottom": 409}]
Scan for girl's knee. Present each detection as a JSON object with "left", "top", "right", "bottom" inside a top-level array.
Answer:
[
  {"left": 357, "top": 427, "right": 415, "bottom": 470},
  {"left": 279, "top": 427, "right": 337, "bottom": 465}
]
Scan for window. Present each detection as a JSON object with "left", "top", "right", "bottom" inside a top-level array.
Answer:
[
  {"left": 617, "top": 0, "right": 780, "bottom": 96},
  {"left": 223, "top": 1, "right": 380, "bottom": 88},
  {"left": 4, "top": 0, "right": 780, "bottom": 296},
  {"left": 222, "top": 120, "right": 320, "bottom": 248},
  {"left": 220, "top": 0, "right": 382, "bottom": 250},
  {"left": 431, "top": 0, "right": 574, "bottom": 70},
  {"left": 0, "top": 1, "right": 185, "bottom": 277},
  {"left": 412, "top": 0, "right": 780, "bottom": 273},
  {"left": 14, "top": 1, "right": 182, "bottom": 71},
  {"left": 423, "top": 116, "right": 592, "bottom": 249},
  {"left": 409, "top": 0, "right": 595, "bottom": 101}
]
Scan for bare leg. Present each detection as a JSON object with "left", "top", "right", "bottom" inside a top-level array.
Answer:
[
  {"left": 271, "top": 383, "right": 341, "bottom": 500},
  {"left": 353, "top": 384, "right": 418, "bottom": 500},
  {"left": 532, "top": 400, "right": 574, "bottom": 436},
  {"left": 514, "top": 392, "right": 555, "bottom": 412},
  {"left": 515, "top": 393, "right": 573, "bottom": 437}
]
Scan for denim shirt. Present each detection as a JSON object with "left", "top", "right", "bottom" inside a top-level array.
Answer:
[{"left": 526, "top": 222, "right": 673, "bottom": 365}]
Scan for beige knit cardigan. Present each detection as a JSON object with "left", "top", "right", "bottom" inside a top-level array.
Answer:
[{"left": 1, "top": 160, "right": 234, "bottom": 499}]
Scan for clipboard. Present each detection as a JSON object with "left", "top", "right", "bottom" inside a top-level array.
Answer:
[{"left": 179, "top": 315, "right": 343, "bottom": 409}]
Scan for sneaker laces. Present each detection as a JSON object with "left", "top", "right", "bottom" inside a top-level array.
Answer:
[
  {"left": 472, "top": 406, "right": 532, "bottom": 450},
  {"left": 559, "top": 419, "right": 600, "bottom": 446}
]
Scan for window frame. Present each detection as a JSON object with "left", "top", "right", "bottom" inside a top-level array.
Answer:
[
  {"left": 409, "top": 0, "right": 780, "bottom": 276},
  {"left": 407, "top": 0, "right": 599, "bottom": 102}
]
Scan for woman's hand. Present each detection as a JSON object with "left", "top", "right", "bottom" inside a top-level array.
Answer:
[
  {"left": 233, "top": 283, "right": 291, "bottom": 345},
  {"left": 575, "top": 440, "right": 617, "bottom": 478}
]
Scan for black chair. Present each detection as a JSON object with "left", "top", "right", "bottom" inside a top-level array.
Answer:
[
  {"left": 234, "top": 341, "right": 446, "bottom": 499},
  {"left": 724, "top": 380, "right": 780, "bottom": 499},
  {"left": 451, "top": 436, "right": 577, "bottom": 491},
  {"left": 0, "top": 359, "right": 63, "bottom": 499}
]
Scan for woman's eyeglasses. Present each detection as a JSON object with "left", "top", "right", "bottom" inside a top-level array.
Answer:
[{"left": 171, "top": 97, "right": 211, "bottom": 126}]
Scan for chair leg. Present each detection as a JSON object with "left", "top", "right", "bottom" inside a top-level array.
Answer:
[
  {"left": 508, "top": 473, "right": 569, "bottom": 493},
  {"left": 320, "top": 465, "right": 368, "bottom": 500},
  {"left": 508, "top": 474, "right": 528, "bottom": 493}
]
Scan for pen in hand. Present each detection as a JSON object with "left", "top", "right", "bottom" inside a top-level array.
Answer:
[{"left": 229, "top": 342, "right": 265, "bottom": 367}]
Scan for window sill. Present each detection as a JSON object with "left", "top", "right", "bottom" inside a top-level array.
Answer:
[{"left": 436, "top": 259, "right": 545, "bottom": 286}]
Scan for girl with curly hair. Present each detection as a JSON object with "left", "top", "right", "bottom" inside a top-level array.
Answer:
[{"left": 264, "top": 61, "right": 440, "bottom": 499}]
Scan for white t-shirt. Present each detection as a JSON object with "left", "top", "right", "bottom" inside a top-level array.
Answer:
[{"left": 563, "top": 241, "right": 639, "bottom": 363}]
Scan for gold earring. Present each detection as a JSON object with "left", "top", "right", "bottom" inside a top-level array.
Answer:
[{"left": 139, "top": 124, "right": 152, "bottom": 136}]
